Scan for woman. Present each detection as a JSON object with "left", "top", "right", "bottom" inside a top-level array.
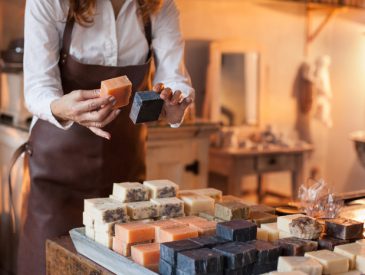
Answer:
[{"left": 18, "top": 0, "right": 193, "bottom": 274}]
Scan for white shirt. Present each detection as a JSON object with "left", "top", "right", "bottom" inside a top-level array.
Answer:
[{"left": 24, "top": 0, "right": 193, "bottom": 129}]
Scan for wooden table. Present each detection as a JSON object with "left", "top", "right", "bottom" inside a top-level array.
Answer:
[
  {"left": 46, "top": 236, "right": 114, "bottom": 275},
  {"left": 209, "top": 145, "right": 313, "bottom": 201}
]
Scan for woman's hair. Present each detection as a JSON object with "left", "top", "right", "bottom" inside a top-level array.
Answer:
[{"left": 68, "top": 0, "right": 162, "bottom": 26}]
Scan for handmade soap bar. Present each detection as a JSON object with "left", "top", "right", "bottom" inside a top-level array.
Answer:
[
  {"left": 215, "top": 201, "right": 250, "bottom": 221},
  {"left": 250, "top": 204, "right": 276, "bottom": 214},
  {"left": 131, "top": 243, "right": 160, "bottom": 267},
  {"left": 247, "top": 240, "right": 280, "bottom": 264},
  {"left": 112, "top": 237, "right": 151, "bottom": 256},
  {"left": 112, "top": 182, "right": 149, "bottom": 202},
  {"left": 94, "top": 219, "right": 125, "bottom": 234},
  {"left": 252, "top": 261, "right": 278, "bottom": 275},
  {"left": 159, "top": 225, "right": 199, "bottom": 243},
  {"left": 126, "top": 201, "right": 159, "bottom": 220},
  {"left": 318, "top": 235, "right": 349, "bottom": 250},
  {"left": 159, "top": 258, "right": 175, "bottom": 275},
  {"left": 100, "top": 75, "right": 132, "bottom": 109},
  {"left": 250, "top": 211, "right": 277, "bottom": 226},
  {"left": 189, "top": 220, "right": 217, "bottom": 236},
  {"left": 151, "top": 197, "right": 184, "bottom": 218},
  {"left": 190, "top": 236, "right": 229, "bottom": 249},
  {"left": 261, "top": 223, "right": 280, "bottom": 241},
  {"left": 85, "top": 226, "right": 95, "bottom": 240},
  {"left": 277, "top": 256, "right": 323, "bottom": 275},
  {"left": 356, "top": 254, "right": 365, "bottom": 273},
  {"left": 224, "top": 268, "right": 245, "bottom": 275},
  {"left": 130, "top": 91, "right": 164, "bottom": 124},
  {"left": 275, "top": 237, "right": 318, "bottom": 256},
  {"left": 150, "top": 220, "right": 180, "bottom": 243},
  {"left": 277, "top": 214, "right": 306, "bottom": 233},
  {"left": 84, "top": 197, "right": 119, "bottom": 211},
  {"left": 179, "top": 194, "right": 215, "bottom": 216},
  {"left": 257, "top": 228, "right": 269, "bottom": 241},
  {"left": 305, "top": 249, "right": 349, "bottom": 274},
  {"left": 198, "top": 212, "right": 215, "bottom": 221},
  {"left": 87, "top": 200, "right": 127, "bottom": 223},
  {"left": 82, "top": 211, "right": 94, "bottom": 227},
  {"left": 216, "top": 220, "right": 257, "bottom": 242},
  {"left": 172, "top": 216, "right": 206, "bottom": 225},
  {"left": 177, "top": 248, "right": 224, "bottom": 274},
  {"left": 95, "top": 233, "right": 113, "bottom": 248},
  {"left": 144, "top": 179, "right": 179, "bottom": 199},
  {"left": 160, "top": 239, "right": 203, "bottom": 265},
  {"left": 334, "top": 243, "right": 365, "bottom": 270},
  {"left": 213, "top": 242, "right": 256, "bottom": 269},
  {"left": 279, "top": 230, "right": 293, "bottom": 239},
  {"left": 115, "top": 222, "right": 155, "bottom": 243},
  {"left": 289, "top": 217, "right": 322, "bottom": 240},
  {"left": 192, "top": 188, "right": 223, "bottom": 202},
  {"left": 325, "top": 218, "right": 364, "bottom": 240}
]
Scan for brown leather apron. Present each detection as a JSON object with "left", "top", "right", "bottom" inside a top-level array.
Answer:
[{"left": 17, "top": 17, "right": 152, "bottom": 275}]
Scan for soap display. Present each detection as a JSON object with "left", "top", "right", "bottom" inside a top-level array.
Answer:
[
  {"left": 112, "top": 182, "right": 149, "bottom": 202},
  {"left": 275, "top": 237, "right": 318, "bottom": 256},
  {"left": 305, "top": 249, "right": 350, "bottom": 274},
  {"left": 100, "top": 75, "right": 132, "bottom": 109},
  {"left": 130, "top": 91, "right": 164, "bottom": 124},
  {"left": 325, "top": 218, "right": 364, "bottom": 240},
  {"left": 216, "top": 220, "right": 257, "bottom": 242},
  {"left": 215, "top": 201, "right": 250, "bottom": 221}
]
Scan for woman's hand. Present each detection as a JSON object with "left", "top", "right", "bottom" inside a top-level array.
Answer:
[
  {"left": 50, "top": 89, "right": 120, "bottom": 140},
  {"left": 153, "top": 83, "right": 193, "bottom": 125}
]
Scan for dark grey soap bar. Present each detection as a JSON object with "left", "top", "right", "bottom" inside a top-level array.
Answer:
[
  {"left": 275, "top": 237, "right": 318, "bottom": 256},
  {"left": 325, "top": 218, "right": 364, "bottom": 240},
  {"left": 246, "top": 240, "right": 280, "bottom": 263},
  {"left": 159, "top": 258, "right": 175, "bottom": 275},
  {"left": 213, "top": 242, "right": 256, "bottom": 269},
  {"left": 224, "top": 268, "right": 244, "bottom": 275},
  {"left": 177, "top": 248, "right": 224, "bottom": 274},
  {"left": 318, "top": 235, "right": 350, "bottom": 250},
  {"left": 252, "top": 261, "right": 277, "bottom": 275},
  {"left": 216, "top": 220, "right": 257, "bottom": 242},
  {"left": 176, "top": 270, "right": 222, "bottom": 275},
  {"left": 129, "top": 91, "right": 164, "bottom": 124},
  {"left": 190, "top": 236, "right": 230, "bottom": 249},
  {"left": 160, "top": 239, "right": 203, "bottom": 265}
]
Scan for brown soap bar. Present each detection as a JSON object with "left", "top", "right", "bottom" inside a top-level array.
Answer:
[
  {"left": 246, "top": 240, "right": 280, "bottom": 264},
  {"left": 215, "top": 201, "right": 250, "bottom": 221},
  {"left": 249, "top": 211, "right": 277, "bottom": 227},
  {"left": 250, "top": 204, "right": 276, "bottom": 214},
  {"left": 275, "top": 237, "right": 318, "bottom": 256},
  {"left": 325, "top": 218, "right": 364, "bottom": 240},
  {"left": 318, "top": 235, "right": 350, "bottom": 250}
]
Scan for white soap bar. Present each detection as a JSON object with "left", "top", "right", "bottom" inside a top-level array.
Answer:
[
  {"left": 143, "top": 179, "right": 179, "bottom": 198},
  {"left": 270, "top": 272, "right": 307, "bottom": 275},
  {"left": 126, "top": 201, "right": 159, "bottom": 220},
  {"left": 279, "top": 230, "right": 293, "bottom": 239},
  {"left": 112, "top": 182, "right": 149, "bottom": 202},
  {"left": 82, "top": 211, "right": 94, "bottom": 227},
  {"left": 305, "top": 250, "right": 349, "bottom": 274},
  {"left": 257, "top": 228, "right": 269, "bottom": 241},
  {"left": 334, "top": 243, "right": 365, "bottom": 270},
  {"left": 277, "top": 214, "right": 306, "bottom": 233},
  {"left": 277, "top": 256, "right": 323, "bottom": 275},
  {"left": 85, "top": 198, "right": 127, "bottom": 223},
  {"left": 191, "top": 188, "right": 223, "bottom": 202},
  {"left": 261, "top": 222, "right": 279, "bottom": 241},
  {"left": 94, "top": 219, "right": 129, "bottom": 234},
  {"left": 357, "top": 254, "right": 365, "bottom": 273},
  {"left": 179, "top": 194, "right": 215, "bottom": 215},
  {"left": 84, "top": 197, "right": 119, "bottom": 213},
  {"left": 85, "top": 226, "right": 95, "bottom": 240},
  {"left": 151, "top": 197, "right": 184, "bottom": 218},
  {"left": 95, "top": 232, "right": 113, "bottom": 248}
]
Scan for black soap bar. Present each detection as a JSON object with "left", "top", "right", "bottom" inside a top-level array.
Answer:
[
  {"left": 275, "top": 237, "right": 318, "bottom": 256},
  {"left": 246, "top": 240, "right": 280, "bottom": 263},
  {"left": 176, "top": 270, "right": 222, "bottom": 275},
  {"left": 251, "top": 261, "right": 277, "bottom": 275},
  {"left": 325, "top": 218, "right": 364, "bottom": 240},
  {"left": 176, "top": 248, "right": 224, "bottom": 274},
  {"left": 216, "top": 220, "right": 257, "bottom": 242},
  {"left": 160, "top": 239, "right": 203, "bottom": 265},
  {"left": 213, "top": 242, "right": 256, "bottom": 269},
  {"left": 224, "top": 268, "right": 244, "bottom": 275},
  {"left": 129, "top": 91, "right": 164, "bottom": 124},
  {"left": 159, "top": 258, "right": 175, "bottom": 275},
  {"left": 190, "top": 236, "right": 230, "bottom": 249},
  {"left": 318, "top": 235, "right": 350, "bottom": 250}
]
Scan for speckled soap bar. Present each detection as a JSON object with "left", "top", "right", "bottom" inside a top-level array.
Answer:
[
  {"left": 130, "top": 91, "right": 164, "bottom": 124},
  {"left": 215, "top": 201, "right": 250, "bottom": 221},
  {"left": 112, "top": 182, "right": 149, "bottom": 203},
  {"left": 216, "top": 220, "right": 257, "bottom": 242},
  {"left": 325, "top": 218, "right": 364, "bottom": 240},
  {"left": 247, "top": 240, "right": 280, "bottom": 264},
  {"left": 143, "top": 179, "right": 179, "bottom": 199},
  {"left": 275, "top": 237, "right": 318, "bottom": 256},
  {"left": 160, "top": 239, "right": 203, "bottom": 265},
  {"left": 126, "top": 201, "right": 159, "bottom": 220},
  {"left": 84, "top": 198, "right": 127, "bottom": 223},
  {"left": 151, "top": 197, "right": 184, "bottom": 218},
  {"left": 213, "top": 242, "right": 257, "bottom": 269}
]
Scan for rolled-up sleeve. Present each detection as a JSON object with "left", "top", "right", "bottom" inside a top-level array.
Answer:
[
  {"left": 152, "top": 0, "right": 195, "bottom": 100},
  {"left": 24, "top": 0, "right": 72, "bottom": 129}
]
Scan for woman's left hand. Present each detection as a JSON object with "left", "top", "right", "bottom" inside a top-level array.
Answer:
[{"left": 153, "top": 83, "right": 193, "bottom": 125}]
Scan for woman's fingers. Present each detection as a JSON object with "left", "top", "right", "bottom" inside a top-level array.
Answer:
[
  {"left": 79, "top": 103, "right": 114, "bottom": 123},
  {"left": 88, "top": 126, "right": 111, "bottom": 140},
  {"left": 171, "top": 90, "right": 183, "bottom": 105},
  {"left": 153, "top": 83, "right": 165, "bottom": 93},
  {"left": 82, "top": 109, "right": 120, "bottom": 128},
  {"left": 74, "top": 89, "right": 101, "bottom": 100},
  {"left": 160, "top": 88, "right": 173, "bottom": 102},
  {"left": 180, "top": 97, "right": 193, "bottom": 109},
  {"left": 75, "top": 96, "right": 116, "bottom": 114}
]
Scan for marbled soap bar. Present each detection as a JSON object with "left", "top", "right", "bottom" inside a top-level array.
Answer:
[
  {"left": 261, "top": 223, "right": 280, "bottom": 241},
  {"left": 192, "top": 188, "right": 223, "bottom": 202},
  {"left": 190, "top": 236, "right": 229, "bottom": 249},
  {"left": 318, "top": 235, "right": 349, "bottom": 250},
  {"left": 250, "top": 204, "right": 276, "bottom": 214},
  {"left": 277, "top": 256, "right": 323, "bottom": 275},
  {"left": 143, "top": 179, "right": 179, "bottom": 199},
  {"left": 159, "top": 225, "right": 199, "bottom": 243},
  {"left": 130, "top": 91, "right": 164, "bottom": 124},
  {"left": 179, "top": 194, "right": 215, "bottom": 216},
  {"left": 277, "top": 214, "right": 306, "bottom": 233},
  {"left": 257, "top": 228, "right": 269, "bottom": 241},
  {"left": 176, "top": 248, "right": 224, "bottom": 274},
  {"left": 275, "top": 237, "right": 318, "bottom": 256},
  {"left": 160, "top": 239, "right": 203, "bottom": 265},
  {"left": 334, "top": 243, "right": 365, "bottom": 270},
  {"left": 85, "top": 198, "right": 127, "bottom": 223},
  {"left": 126, "top": 201, "right": 159, "bottom": 220},
  {"left": 247, "top": 240, "right": 280, "bottom": 264},
  {"left": 213, "top": 242, "right": 256, "bottom": 269},
  {"left": 305, "top": 249, "right": 349, "bottom": 275},
  {"left": 216, "top": 220, "right": 257, "bottom": 242},
  {"left": 151, "top": 197, "right": 184, "bottom": 218},
  {"left": 250, "top": 211, "right": 277, "bottom": 226},
  {"left": 325, "top": 218, "right": 364, "bottom": 240},
  {"left": 215, "top": 201, "right": 250, "bottom": 221},
  {"left": 189, "top": 220, "right": 217, "bottom": 237},
  {"left": 115, "top": 222, "right": 155, "bottom": 243},
  {"left": 112, "top": 182, "right": 149, "bottom": 203}
]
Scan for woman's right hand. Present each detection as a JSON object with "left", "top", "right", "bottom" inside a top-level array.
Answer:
[{"left": 50, "top": 89, "right": 120, "bottom": 140}]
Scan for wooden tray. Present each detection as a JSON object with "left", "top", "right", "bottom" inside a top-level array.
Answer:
[{"left": 69, "top": 227, "right": 158, "bottom": 275}]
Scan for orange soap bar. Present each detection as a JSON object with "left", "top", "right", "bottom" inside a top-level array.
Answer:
[
  {"left": 131, "top": 243, "right": 160, "bottom": 267},
  {"left": 112, "top": 237, "right": 152, "bottom": 256},
  {"left": 172, "top": 216, "right": 207, "bottom": 225},
  {"left": 159, "top": 225, "right": 199, "bottom": 243},
  {"left": 150, "top": 220, "right": 180, "bottom": 243},
  {"left": 189, "top": 220, "right": 217, "bottom": 236},
  {"left": 100, "top": 75, "right": 132, "bottom": 109},
  {"left": 115, "top": 222, "right": 154, "bottom": 243}
]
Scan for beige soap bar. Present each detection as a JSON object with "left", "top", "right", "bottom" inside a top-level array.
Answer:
[
  {"left": 277, "top": 214, "right": 306, "bottom": 233},
  {"left": 95, "top": 233, "right": 113, "bottom": 248},
  {"left": 84, "top": 198, "right": 127, "bottom": 223},
  {"left": 191, "top": 188, "right": 223, "bottom": 202},
  {"left": 277, "top": 256, "right": 323, "bottom": 275},
  {"left": 261, "top": 223, "right": 280, "bottom": 241},
  {"left": 334, "top": 243, "right": 365, "bottom": 270},
  {"left": 151, "top": 197, "right": 184, "bottom": 218},
  {"left": 83, "top": 211, "right": 94, "bottom": 227},
  {"left": 143, "top": 180, "right": 179, "bottom": 199},
  {"left": 257, "top": 228, "right": 269, "bottom": 241},
  {"left": 100, "top": 75, "right": 132, "bottom": 109},
  {"left": 279, "top": 230, "right": 293, "bottom": 239},
  {"left": 305, "top": 249, "right": 349, "bottom": 274},
  {"left": 179, "top": 194, "right": 215, "bottom": 216},
  {"left": 94, "top": 219, "right": 128, "bottom": 234},
  {"left": 126, "top": 201, "right": 159, "bottom": 220},
  {"left": 85, "top": 226, "right": 95, "bottom": 240},
  {"left": 112, "top": 182, "right": 149, "bottom": 203}
]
